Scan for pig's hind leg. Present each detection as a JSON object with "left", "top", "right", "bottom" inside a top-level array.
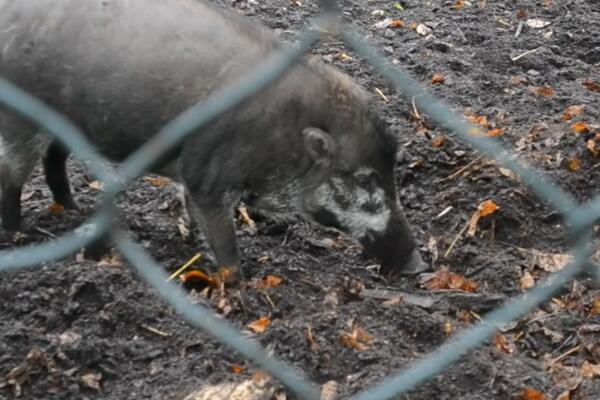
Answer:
[
  {"left": 43, "top": 140, "right": 77, "bottom": 209},
  {"left": 0, "top": 121, "right": 45, "bottom": 232}
]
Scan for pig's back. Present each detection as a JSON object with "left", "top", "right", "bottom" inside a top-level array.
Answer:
[{"left": 0, "top": 0, "right": 279, "bottom": 158}]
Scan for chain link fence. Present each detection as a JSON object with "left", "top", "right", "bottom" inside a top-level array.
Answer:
[{"left": 0, "top": 1, "right": 598, "bottom": 399}]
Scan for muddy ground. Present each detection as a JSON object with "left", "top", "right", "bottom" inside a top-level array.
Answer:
[{"left": 1, "top": 0, "right": 600, "bottom": 399}]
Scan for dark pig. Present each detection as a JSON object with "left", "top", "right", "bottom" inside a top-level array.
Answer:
[{"left": 0, "top": 0, "right": 426, "bottom": 279}]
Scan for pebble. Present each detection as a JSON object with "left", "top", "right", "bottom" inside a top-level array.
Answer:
[
  {"left": 527, "top": 69, "right": 540, "bottom": 76},
  {"left": 371, "top": 9, "right": 385, "bottom": 17},
  {"left": 384, "top": 28, "right": 397, "bottom": 39}
]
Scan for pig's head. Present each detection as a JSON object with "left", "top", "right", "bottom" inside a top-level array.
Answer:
[{"left": 299, "top": 91, "right": 427, "bottom": 277}]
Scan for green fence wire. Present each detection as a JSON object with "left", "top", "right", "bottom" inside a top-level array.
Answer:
[{"left": 0, "top": 1, "right": 597, "bottom": 399}]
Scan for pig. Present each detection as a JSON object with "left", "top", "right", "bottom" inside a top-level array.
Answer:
[{"left": 0, "top": 0, "right": 426, "bottom": 280}]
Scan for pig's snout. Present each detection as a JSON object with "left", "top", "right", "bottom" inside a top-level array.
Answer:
[{"left": 361, "top": 211, "right": 429, "bottom": 278}]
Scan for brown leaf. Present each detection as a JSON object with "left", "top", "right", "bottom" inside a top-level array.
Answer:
[
  {"left": 587, "top": 139, "right": 599, "bottom": 157},
  {"left": 180, "top": 270, "right": 217, "bottom": 287},
  {"left": 431, "top": 73, "right": 445, "bottom": 85},
  {"left": 567, "top": 158, "right": 581, "bottom": 172},
  {"left": 143, "top": 176, "right": 170, "bottom": 188},
  {"left": 570, "top": 122, "right": 590, "bottom": 134},
  {"left": 443, "top": 322, "right": 455, "bottom": 335},
  {"left": 389, "top": 19, "right": 404, "bottom": 28},
  {"left": 423, "top": 266, "right": 477, "bottom": 292},
  {"left": 479, "top": 200, "right": 499, "bottom": 217},
  {"left": 516, "top": 9, "right": 528, "bottom": 19},
  {"left": 591, "top": 295, "right": 600, "bottom": 316},
  {"left": 431, "top": 136, "right": 445, "bottom": 147},
  {"left": 247, "top": 316, "right": 271, "bottom": 333},
  {"left": 339, "top": 322, "right": 373, "bottom": 351},
  {"left": 562, "top": 105, "right": 585, "bottom": 121},
  {"left": 238, "top": 206, "right": 257, "bottom": 233},
  {"left": 256, "top": 275, "right": 283, "bottom": 289},
  {"left": 529, "top": 86, "right": 554, "bottom": 97},
  {"left": 583, "top": 79, "right": 600, "bottom": 93},
  {"left": 580, "top": 361, "right": 600, "bottom": 379},
  {"left": 515, "top": 388, "right": 547, "bottom": 400},
  {"left": 520, "top": 271, "right": 535, "bottom": 290},
  {"left": 452, "top": 0, "right": 466, "bottom": 10},
  {"left": 230, "top": 364, "right": 244, "bottom": 374},
  {"left": 48, "top": 203, "right": 65, "bottom": 214},
  {"left": 488, "top": 128, "right": 503, "bottom": 137},
  {"left": 494, "top": 334, "right": 514, "bottom": 354}
]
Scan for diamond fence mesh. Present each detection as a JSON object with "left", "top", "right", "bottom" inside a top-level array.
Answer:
[{"left": 0, "top": 1, "right": 598, "bottom": 399}]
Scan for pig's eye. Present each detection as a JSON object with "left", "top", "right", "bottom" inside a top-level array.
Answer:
[{"left": 354, "top": 170, "right": 379, "bottom": 190}]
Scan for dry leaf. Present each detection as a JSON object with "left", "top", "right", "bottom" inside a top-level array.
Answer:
[
  {"left": 144, "top": 176, "right": 170, "bottom": 188},
  {"left": 339, "top": 322, "right": 373, "bottom": 351},
  {"left": 431, "top": 136, "right": 445, "bottom": 147},
  {"left": 452, "top": 0, "right": 466, "bottom": 10},
  {"left": 422, "top": 266, "right": 477, "bottom": 292},
  {"left": 587, "top": 139, "right": 598, "bottom": 157},
  {"left": 230, "top": 364, "right": 244, "bottom": 374},
  {"left": 530, "top": 251, "right": 572, "bottom": 272},
  {"left": 466, "top": 113, "right": 491, "bottom": 128},
  {"left": 570, "top": 122, "right": 590, "bottom": 134},
  {"left": 389, "top": 19, "right": 404, "bottom": 28},
  {"left": 488, "top": 128, "right": 503, "bottom": 137},
  {"left": 256, "top": 275, "right": 283, "bottom": 289},
  {"left": 321, "top": 381, "right": 338, "bottom": 400},
  {"left": 529, "top": 86, "right": 554, "bottom": 97},
  {"left": 306, "top": 324, "right": 320, "bottom": 352},
  {"left": 180, "top": 270, "right": 217, "bottom": 287},
  {"left": 416, "top": 24, "right": 432, "bottom": 36},
  {"left": 48, "top": 203, "right": 65, "bottom": 214},
  {"left": 88, "top": 180, "right": 104, "bottom": 191},
  {"left": 80, "top": 372, "right": 102, "bottom": 391},
  {"left": 580, "top": 361, "right": 600, "bottom": 378},
  {"left": 494, "top": 334, "right": 514, "bottom": 354},
  {"left": 562, "top": 105, "right": 585, "bottom": 121},
  {"left": 516, "top": 9, "right": 528, "bottom": 19},
  {"left": 479, "top": 200, "right": 499, "bottom": 217},
  {"left": 443, "top": 322, "right": 455, "bottom": 335},
  {"left": 516, "top": 388, "right": 547, "bottom": 400},
  {"left": 520, "top": 271, "right": 535, "bottom": 290},
  {"left": 567, "top": 158, "right": 581, "bottom": 172},
  {"left": 238, "top": 206, "right": 257, "bottom": 233},
  {"left": 374, "top": 18, "right": 404, "bottom": 29},
  {"left": 582, "top": 79, "right": 600, "bottom": 92},
  {"left": 247, "top": 317, "right": 271, "bottom": 333},
  {"left": 457, "top": 310, "right": 476, "bottom": 323},
  {"left": 431, "top": 73, "right": 445, "bottom": 85},
  {"left": 498, "top": 167, "right": 518, "bottom": 181},
  {"left": 591, "top": 296, "right": 600, "bottom": 316},
  {"left": 525, "top": 18, "right": 551, "bottom": 29}
]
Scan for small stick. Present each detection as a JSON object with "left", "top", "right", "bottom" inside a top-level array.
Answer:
[
  {"left": 514, "top": 22, "right": 523, "bottom": 37},
  {"left": 411, "top": 96, "right": 421, "bottom": 120},
  {"left": 167, "top": 252, "right": 202, "bottom": 281},
  {"left": 375, "top": 88, "right": 389, "bottom": 102},
  {"left": 141, "top": 324, "right": 172, "bottom": 337},
  {"left": 511, "top": 48, "right": 539, "bottom": 62},
  {"left": 549, "top": 345, "right": 580, "bottom": 366},
  {"left": 441, "top": 154, "right": 485, "bottom": 181},
  {"left": 444, "top": 220, "right": 470, "bottom": 258}
]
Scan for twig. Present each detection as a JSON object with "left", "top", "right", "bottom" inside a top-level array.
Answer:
[
  {"left": 511, "top": 48, "right": 539, "bottom": 62},
  {"left": 167, "top": 252, "right": 202, "bottom": 281},
  {"left": 514, "top": 22, "right": 523, "bottom": 38},
  {"left": 35, "top": 227, "right": 56, "bottom": 238},
  {"left": 411, "top": 96, "right": 421, "bottom": 120},
  {"left": 549, "top": 345, "right": 580, "bottom": 366},
  {"left": 375, "top": 88, "right": 389, "bottom": 102},
  {"left": 441, "top": 154, "right": 485, "bottom": 181},
  {"left": 444, "top": 220, "right": 470, "bottom": 258}
]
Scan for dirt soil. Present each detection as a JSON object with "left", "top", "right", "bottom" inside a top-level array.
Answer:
[{"left": 1, "top": 0, "right": 600, "bottom": 399}]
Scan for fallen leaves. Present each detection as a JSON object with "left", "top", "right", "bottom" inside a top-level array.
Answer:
[
  {"left": 254, "top": 275, "right": 283, "bottom": 289},
  {"left": 247, "top": 316, "right": 271, "bottom": 333},
  {"left": 421, "top": 266, "right": 478, "bottom": 292},
  {"left": 528, "top": 86, "right": 554, "bottom": 97},
  {"left": 143, "top": 176, "right": 170, "bottom": 188},
  {"left": 494, "top": 334, "right": 515, "bottom": 354},
  {"left": 567, "top": 157, "right": 581, "bottom": 172},
  {"left": 468, "top": 199, "right": 499, "bottom": 236},
  {"left": 374, "top": 18, "right": 404, "bottom": 29},
  {"left": 562, "top": 105, "right": 585, "bottom": 122},
  {"left": 431, "top": 136, "right": 445, "bottom": 148},
  {"left": 582, "top": 79, "right": 600, "bottom": 93},
  {"left": 431, "top": 73, "right": 445, "bottom": 85},
  {"left": 525, "top": 19, "right": 551, "bottom": 29},
  {"left": 339, "top": 321, "right": 373, "bottom": 351},
  {"left": 238, "top": 206, "right": 257, "bottom": 234},
  {"left": 515, "top": 388, "right": 547, "bottom": 400},
  {"left": 452, "top": 0, "right": 466, "bottom": 10},
  {"left": 48, "top": 203, "right": 65, "bottom": 214}
]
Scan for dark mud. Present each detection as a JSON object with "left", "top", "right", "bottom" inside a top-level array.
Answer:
[{"left": 1, "top": 0, "right": 600, "bottom": 399}]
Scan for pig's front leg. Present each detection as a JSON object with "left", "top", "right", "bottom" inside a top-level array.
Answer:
[{"left": 185, "top": 191, "right": 241, "bottom": 283}]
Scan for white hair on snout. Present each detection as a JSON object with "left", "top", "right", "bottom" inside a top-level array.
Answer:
[{"left": 313, "top": 173, "right": 391, "bottom": 239}]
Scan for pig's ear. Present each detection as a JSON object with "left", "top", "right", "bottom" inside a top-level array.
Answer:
[{"left": 302, "top": 127, "right": 334, "bottom": 166}]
